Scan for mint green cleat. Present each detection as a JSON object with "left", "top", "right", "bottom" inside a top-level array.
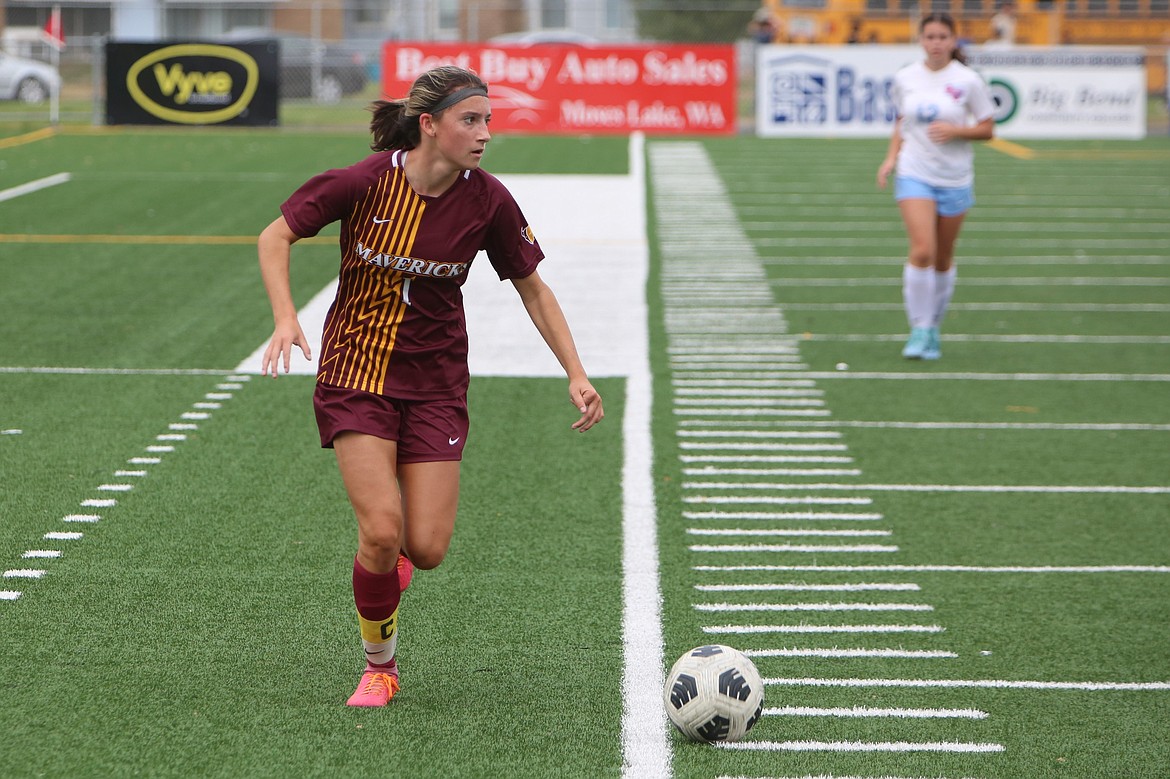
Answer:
[
  {"left": 902, "top": 327, "right": 932, "bottom": 359},
  {"left": 922, "top": 327, "right": 941, "bottom": 360}
]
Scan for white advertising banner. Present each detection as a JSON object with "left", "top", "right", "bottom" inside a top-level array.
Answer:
[
  {"left": 756, "top": 45, "right": 1146, "bottom": 140},
  {"left": 968, "top": 47, "right": 1145, "bottom": 139},
  {"left": 755, "top": 45, "right": 917, "bottom": 138}
]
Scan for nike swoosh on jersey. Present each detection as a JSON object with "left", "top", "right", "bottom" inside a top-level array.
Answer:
[
  {"left": 448, "top": 437, "right": 461, "bottom": 445},
  {"left": 372, "top": 216, "right": 394, "bottom": 224}
]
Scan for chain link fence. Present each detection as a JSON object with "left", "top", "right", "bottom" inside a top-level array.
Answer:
[
  {"left": 0, "top": 1, "right": 1164, "bottom": 131},
  {"left": 0, "top": 1, "right": 770, "bottom": 127}
]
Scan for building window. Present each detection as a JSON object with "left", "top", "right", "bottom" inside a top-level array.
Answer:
[
  {"left": 605, "top": 0, "right": 627, "bottom": 28},
  {"left": 439, "top": 0, "right": 460, "bottom": 31},
  {"left": 541, "top": 0, "right": 567, "bottom": 28}
]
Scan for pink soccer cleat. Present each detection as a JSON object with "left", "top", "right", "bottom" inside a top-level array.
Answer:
[
  {"left": 397, "top": 553, "right": 414, "bottom": 592},
  {"left": 346, "top": 665, "right": 400, "bottom": 707}
]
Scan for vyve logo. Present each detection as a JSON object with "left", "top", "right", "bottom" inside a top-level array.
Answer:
[
  {"left": 126, "top": 44, "right": 260, "bottom": 125},
  {"left": 153, "top": 63, "right": 232, "bottom": 105}
]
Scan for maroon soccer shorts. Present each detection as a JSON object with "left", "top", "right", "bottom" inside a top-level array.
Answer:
[{"left": 313, "top": 383, "right": 469, "bottom": 463}]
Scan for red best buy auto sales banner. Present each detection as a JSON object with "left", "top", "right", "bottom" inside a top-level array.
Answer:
[{"left": 382, "top": 43, "right": 736, "bottom": 135}]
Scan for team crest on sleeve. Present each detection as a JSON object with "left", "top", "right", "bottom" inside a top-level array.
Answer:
[{"left": 522, "top": 225, "right": 537, "bottom": 245}]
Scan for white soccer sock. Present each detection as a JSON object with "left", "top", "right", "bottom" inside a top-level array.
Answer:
[
  {"left": 902, "top": 264, "right": 935, "bottom": 329},
  {"left": 933, "top": 267, "right": 957, "bottom": 327}
]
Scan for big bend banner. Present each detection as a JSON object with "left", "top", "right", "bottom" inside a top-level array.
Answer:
[{"left": 382, "top": 43, "right": 736, "bottom": 135}]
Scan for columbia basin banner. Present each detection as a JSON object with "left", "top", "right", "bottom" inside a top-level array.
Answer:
[
  {"left": 106, "top": 41, "right": 278, "bottom": 126},
  {"left": 382, "top": 43, "right": 736, "bottom": 135}
]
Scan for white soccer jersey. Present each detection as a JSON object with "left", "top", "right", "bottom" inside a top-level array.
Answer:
[{"left": 892, "top": 59, "right": 995, "bottom": 188}]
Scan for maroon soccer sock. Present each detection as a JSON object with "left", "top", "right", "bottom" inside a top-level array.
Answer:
[{"left": 353, "top": 556, "right": 402, "bottom": 669}]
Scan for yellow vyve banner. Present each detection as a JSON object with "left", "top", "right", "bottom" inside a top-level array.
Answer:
[{"left": 106, "top": 41, "right": 278, "bottom": 126}]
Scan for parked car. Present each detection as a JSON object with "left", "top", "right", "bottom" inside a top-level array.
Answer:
[
  {"left": 220, "top": 29, "right": 368, "bottom": 102},
  {"left": 487, "top": 29, "right": 600, "bottom": 46},
  {"left": 0, "top": 51, "right": 60, "bottom": 104}
]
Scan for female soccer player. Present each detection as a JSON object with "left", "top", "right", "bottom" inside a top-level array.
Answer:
[
  {"left": 877, "top": 13, "right": 995, "bottom": 360},
  {"left": 257, "top": 65, "right": 604, "bottom": 707}
]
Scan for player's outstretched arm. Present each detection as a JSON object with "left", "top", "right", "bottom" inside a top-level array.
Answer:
[
  {"left": 511, "top": 270, "right": 604, "bottom": 432},
  {"left": 258, "top": 216, "right": 311, "bottom": 377}
]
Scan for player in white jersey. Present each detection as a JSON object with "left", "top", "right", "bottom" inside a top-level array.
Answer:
[{"left": 877, "top": 13, "right": 995, "bottom": 360}]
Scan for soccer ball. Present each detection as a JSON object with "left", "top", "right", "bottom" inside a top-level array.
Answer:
[{"left": 663, "top": 644, "right": 764, "bottom": 743}]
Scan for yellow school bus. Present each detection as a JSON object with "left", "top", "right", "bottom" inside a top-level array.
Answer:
[{"left": 761, "top": 0, "right": 1169, "bottom": 91}]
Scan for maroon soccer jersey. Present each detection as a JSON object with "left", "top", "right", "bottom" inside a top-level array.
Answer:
[{"left": 280, "top": 149, "right": 543, "bottom": 399}]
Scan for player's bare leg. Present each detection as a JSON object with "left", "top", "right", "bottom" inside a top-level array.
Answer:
[
  {"left": 334, "top": 432, "right": 406, "bottom": 706},
  {"left": 898, "top": 198, "right": 939, "bottom": 358}
]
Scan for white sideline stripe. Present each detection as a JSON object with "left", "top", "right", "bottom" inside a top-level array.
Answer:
[
  {"left": 193, "top": 402, "right": 221, "bottom": 409},
  {"left": 0, "top": 592, "right": 20, "bottom": 600},
  {"left": 81, "top": 499, "right": 116, "bottom": 507},
  {"left": 687, "top": 527, "right": 890, "bottom": 537},
  {"left": 43, "top": 532, "right": 82, "bottom": 540},
  {"left": 114, "top": 470, "right": 146, "bottom": 477},
  {"left": 698, "top": 583, "right": 921, "bottom": 592},
  {"left": 0, "top": 172, "right": 71, "bottom": 203},
  {"left": 22, "top": 551, "right": 61, "bottom": 559},
  {"left": 765, "top": 677, "right": 1170, "bottom": 692},
  {"left": 3, "top": 570, "right": 45, "bottom": 578},
  {"left": 97, "top": 484, "right": 133, "bottom": 492},
  {"left": 685, "top": 496, "right": 872, "bottom": 505},
  {"left": 619, "top": 134, "right": 669, "bottom": 779},
  {"left": 129, "top": 458, "right": 162, "bottom": 463},
  {"left": 768, "top": 706, "right": 987, "bottom": 719},
  {"left": 63, "top": 514, "right": 100, "bottom": 523},
  {"left": 706, "top": 624, "right": 942, "bottom": 634},
  {"left": 746, "top": 648, "right": 956, "bottom": 659},
  {"left": 695, "top": 602, "right": 932, "bottom": 613},
  {"left": 695, "top": 564, "right": 1170, "bottom": 573},
  {"left": 684, "top": 511, "right": 882, "bottom": 521},
  {"left": 717, "top": 740, "right": 1003, "bottom": 754},
  {"left": 684, "top": 482, "right": 1170, "bottom": 494},
  {"left": 691, "top": 544, "right": 898, "bottom": 553}
]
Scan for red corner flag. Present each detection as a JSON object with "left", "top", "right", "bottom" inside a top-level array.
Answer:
[{"left": 42, "top": 6, "right": 65, "bottom": 51}]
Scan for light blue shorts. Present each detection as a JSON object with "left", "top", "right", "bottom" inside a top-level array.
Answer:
[{"left": 894, "top": 176, "right": 974, "bottom": 217}]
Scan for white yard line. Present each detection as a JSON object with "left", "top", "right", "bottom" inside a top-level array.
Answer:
[
  {"left": 0, "top": 172, "right": 70, "bottom": 203},
  {"left": 694, "top": 564, "right": 1170, "bottom": 574},
  {"left": 683, "top": 482, "right": 1170, "bottom": 494}
]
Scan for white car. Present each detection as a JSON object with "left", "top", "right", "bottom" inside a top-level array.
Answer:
[{"left": 0, "top": 51, "right": 61, "bottom": 104}]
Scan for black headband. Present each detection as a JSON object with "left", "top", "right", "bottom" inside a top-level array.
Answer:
[{"left": 428, "top": 86, "right": 489, "bottom": 115}]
